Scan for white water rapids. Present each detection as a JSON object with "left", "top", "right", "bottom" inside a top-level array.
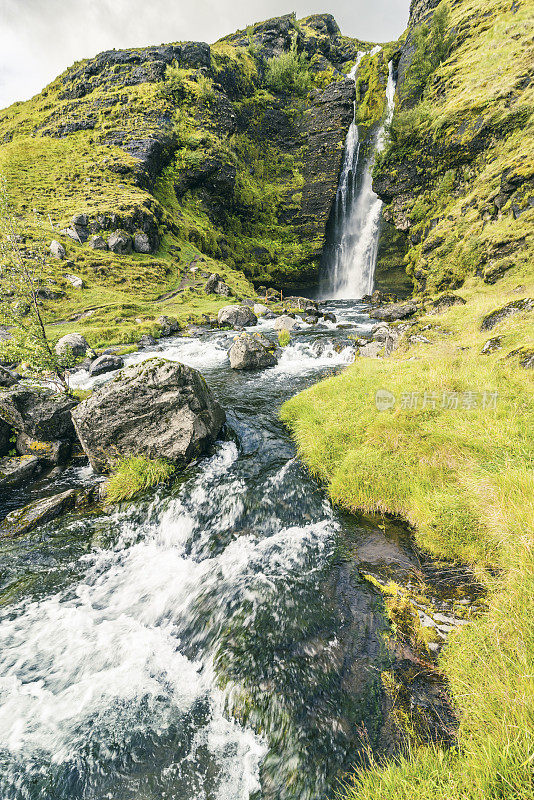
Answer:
[{"left": 320, "top": 55, "right": 396, "bottom": 300}]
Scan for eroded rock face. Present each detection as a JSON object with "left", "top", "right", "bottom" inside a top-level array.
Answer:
[
  {"left": 71, "top": 358, "right": 226, "bottom": 473},
  {"left": 229, "top": 333, "right": 278, "bottom": 370},
  {"left": 0, "top": 387, "right": 77, "bottom": 441},
  {"left": 217, "top": 305, "right": 258, "bottom": 328},
  {"left": 481, "top": 298, "right": 534, "bottom": 331}
]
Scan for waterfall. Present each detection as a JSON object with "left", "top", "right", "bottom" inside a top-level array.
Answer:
[{"left": 320, "top": 57, "right": 396, "bottom": 300}]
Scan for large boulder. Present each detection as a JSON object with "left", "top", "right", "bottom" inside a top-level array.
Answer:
[
  {"left": 15, "top": 432, "right": 71, "bottom": 464},
  {"left": 71, "top": 358, "right": 226, "bottom": 473},
  {"left": 88, "top": 235, "right": 108, "bottom": 251},
  {"left": 89, "top": 353, "right": 124, "bottom": 376},
  {"left": 55, "top": 333, "right": 91, "bottom": 357},
  {"left": 108, "top": 230, "right": 133, "bottom": 254},
  {"left": 369, "top": 302, "right": 418, "bottom": 322},
  {"left": 217, "top": 305, "right": 258, "bottom": 328},
  {"left": 229, "top": 333, "right": 278, "bottom": 370},
  {"left": 0, "top": 386, "right": 77, "bottom": 440},
  {"left": 274, "top": 315, "right": 299, "bottom": 332},
  {"left": 0, "top": 455, "right": 42, "bottom": 490},
  {"left": 205, "top": 273, "right": 232, "bottom": 297},
  {"left": 253, "top": 303, "right": 270, "bottom": 317}
]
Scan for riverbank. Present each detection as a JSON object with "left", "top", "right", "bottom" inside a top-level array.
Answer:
[{"left": 281, "top": 273, "right": 534, "bottom": 798}]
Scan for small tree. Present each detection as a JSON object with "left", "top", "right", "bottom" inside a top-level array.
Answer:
[{"left": 0, "top": 177, "right": 72, "bottom": 391}]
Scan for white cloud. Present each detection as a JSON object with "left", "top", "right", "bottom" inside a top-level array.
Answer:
[{"left": 0, "top": 0, "right": 409, "bottom": 109}]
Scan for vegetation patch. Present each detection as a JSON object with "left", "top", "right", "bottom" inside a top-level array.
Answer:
[{"left": 105, "top": 455, "right": 176, "bottom": 503}]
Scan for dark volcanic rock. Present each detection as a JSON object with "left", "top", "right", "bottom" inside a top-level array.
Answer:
[
  {"left": 0, "top": 366, "right": 20, "bottom": 387},
  {"left": 15, "top": 432, "right": 72, "bottom": 465},
  {"left": 71, "top": 358, "right": 226, "bottom": 473},
  {"left": 0, "top": 387, "right": 77, "bottom": 441},
  {"left": 229, "top": 333, "right": 278, "bottom": 370},
  {"left": 0, "top": 489, "right": 78, "bottom": 538},
  {"left": 481, "top": 298, "right": 534, "bottom": 330}
]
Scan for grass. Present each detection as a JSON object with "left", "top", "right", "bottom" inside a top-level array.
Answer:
[
  {"left": 281, "top": 267, "right": 534, "bottom": 798},
  {"left": 278, "top": 329, "right": 290, "bottom": 347},
  {"left": 105, "top": 455, "right": 176, "bottom": 503}
]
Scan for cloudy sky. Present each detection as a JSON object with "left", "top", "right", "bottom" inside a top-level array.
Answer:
[{"left": 0, "top": 0, "right": 410, "bottom": 109}]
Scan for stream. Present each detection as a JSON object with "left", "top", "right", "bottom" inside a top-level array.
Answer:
[{"left": 0, "top": 302, "right": 479, "bottom": 800}]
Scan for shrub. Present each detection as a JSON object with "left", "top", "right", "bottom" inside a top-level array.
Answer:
[
  {"left": 265, "top": 41, "right": 312, "bottom": 95},
  {"left": 278, "top": 329, "right": 290, "bottom": 347},
  {"left": 106, "top": 455, "right": 176, "bottom": 503}
]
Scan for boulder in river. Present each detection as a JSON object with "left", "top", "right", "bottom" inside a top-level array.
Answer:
[
  {"left": 71, "top": 358, "right": 226, "bottom": 473},
  {"left": 274, "top": 315, "right": 299, "bottom": 332},
  {"left": 15, "top": 432, "right": 72, "bottom": 465},
  {"left": 217, "top": 305, "right": 258, "bottom": 328},
  {"left": 138, "top": 333, "right": 157, "bottom": 349},
  {"left": 0, "top": 455, "right": 42, "bottom": 490},
  {"left": 0, "top": 489, "right": 78, "bottom": 538},
  {"left": 0, "top": 386, "right": 77, "bottom": 441},
  {"left": 229, "top": 333, "right": 278, "bottom": 370},
  {"left": 89, "top": 354, "right": 124, "bottom": 376},
  {"left": 253, "top": 303, "right": 270, "bottom": 317}
]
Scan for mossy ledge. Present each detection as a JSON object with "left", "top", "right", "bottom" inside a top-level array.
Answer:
[{"left": 282, "top": 0, "right": 534, "bottom": 796}]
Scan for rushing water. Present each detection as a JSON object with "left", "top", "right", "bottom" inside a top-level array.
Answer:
[
  {"left": 320, "top": 57, "right": 396, "bottom": 300},
  {"left": 0, "top": 303, "right": 468, "bottom": 800}
]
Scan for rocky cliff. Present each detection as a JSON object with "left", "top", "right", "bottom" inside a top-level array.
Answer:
[
  {"left": 0, "top": 14, "right": 376, "bottom": 301},
  {"left": 372, "top": 0, "right": 533, "bottom": 295}
]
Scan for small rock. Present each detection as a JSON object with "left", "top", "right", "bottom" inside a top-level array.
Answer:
[
  {"left": 15, "top": 432, "right": 71, "bottom": 465},
  {"left": 89, "top": 354, "right": 124, "bottom": 376},
  {"left": 229, "top": 333, "right": 278, "bottom": 370},
  {"left": 322, "top": 312, "right": 337, "bottom": 323},
  {"left": 72, "top": 213, "right": 89, "bottom": 227},
  {"left": 217, "top": 305, "right": 258, "bottom": 328},
  {"left": 481, "top": 336, "right": 502, "bottom": 354},
  {"left": 0, "top": 489, "right": 78, "bottom": 538},
  {"left": 0, "top": 365, "right": 20, "bottom": 387},
  {"left": 253, "top": 303, "right": 270, "bottom": 317},
  {"left": 138, "top": 334, "right": 157, "bottom": 349},
  {"left": 65, "top": 273, "right": 85, "bottom": 290},
  {"left": 88, "top": 235, "right": 108, "bottom": 251},
  {"left": 133, "top": 232, "right": 152, "bottom": 253},
  {"left": 55, "top": 333, "right": 91, "bottom": 357},
  {"left": 50, "top": 240, "right": 66, "bottom": 259},
  {"left": 432, "top": 293, "right": 466, "bottom": 313},
  {"left": 108, "top": 230, "right": 133, "bottom": 255}
]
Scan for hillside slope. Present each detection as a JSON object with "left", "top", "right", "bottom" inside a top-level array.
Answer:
[
  {"left": 282, "top": 0, "right": 534, "bottom": 797},
  {"left": 0, "top": 14, "right": 393, "bottom": 350}
]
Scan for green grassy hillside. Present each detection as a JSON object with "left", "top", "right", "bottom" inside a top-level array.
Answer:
[{"left": 282, "top": 0, "right": 534, "bottom": 796}]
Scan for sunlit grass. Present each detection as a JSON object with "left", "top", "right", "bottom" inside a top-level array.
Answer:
[{"left": 105, "top": 455, "right": 176, "bottom": 503}]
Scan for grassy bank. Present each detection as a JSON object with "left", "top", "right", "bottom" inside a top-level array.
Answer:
[{"left": 281, "top": 272, "right": 534, "bottom": 798}]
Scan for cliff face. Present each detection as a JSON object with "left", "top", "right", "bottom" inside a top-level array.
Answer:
[
  {"left": 372, "top": 0, "right": 533, "bottom": 295},
  {"left": 0, "top": 14, "right": 372, "bottom": 292}
]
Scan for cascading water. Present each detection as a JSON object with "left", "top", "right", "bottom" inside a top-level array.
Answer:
[{"left": 320, "top": 56, "right": 396, "bottom": 300}]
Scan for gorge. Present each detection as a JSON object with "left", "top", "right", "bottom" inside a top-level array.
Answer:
[{"left": 0, "top": 0, "right": 532, "bottom": 799}]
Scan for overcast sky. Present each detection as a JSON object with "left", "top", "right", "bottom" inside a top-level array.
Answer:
[{"left": 0, "top": 0, "right": 410, "bottom": 109}]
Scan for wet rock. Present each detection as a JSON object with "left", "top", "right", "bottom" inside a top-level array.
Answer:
[
  {"left": 0, "top": 365, "right": 20, "bottom": 387},
  {"left": 229, "top": 333, "right": 278, "bottom": 370},
  {"left": 108, "top": 230, "right": 133, "bottom": 254},
  {"left": 0, "top": 418, "right": 11, "bottom": 456},
  {"left": 322, "top": 312, "right": 337, "bottom": 323},
  {"left": 0, "top": 455, "right": 42, "bottom": 490},
  {"left": 50, "top": 240, "right": 66, "bottom": 259},
  {"left": 431, "top": 293, "right": 466, "bottom": 313},
  {"left": 481, "top": 298, "right": 534, "bottom": 330},
  {"left": 0, "top": 386, "right": 77, "bottom": 441},
  {"left": 370, "top": 301, "right": 418, "bottom": 322},
  {"left": 71, "top": 358, "right": 226, "bottom": 473},
  {"left": 481, "top": 336, "right": 502, "bottom": 354},
  {"left": 15, "top": 432, "right": 72, "bottom": 465},
  {"left": 55, "top": 333, "right": 91, "bottom": 357},
  {"left": 303, "top": 315, "right": 318, "bottom": 325},
  {"left": 217, "top": 305, "right": 258, "bottom": 328},
  {"left": 138, "top": 334, "right": 157, "bottom": 349},
  {"left": 133, "top": 232, "right": 152, "bottom": 253},
  {"left": 88, "top": 235, "right": 108, "bottom": 251},
  {"left": 89, "top": 353, "right": 124, "bottom": 376},
  {"left": 0, "top": 489, "right": 78, "bottom": 538},
  {"left": 274, "top": 315, "right": 299, "bottom": 332},
  {"left": 64, "top": 273, "right": 84, "bottom": 290}
]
